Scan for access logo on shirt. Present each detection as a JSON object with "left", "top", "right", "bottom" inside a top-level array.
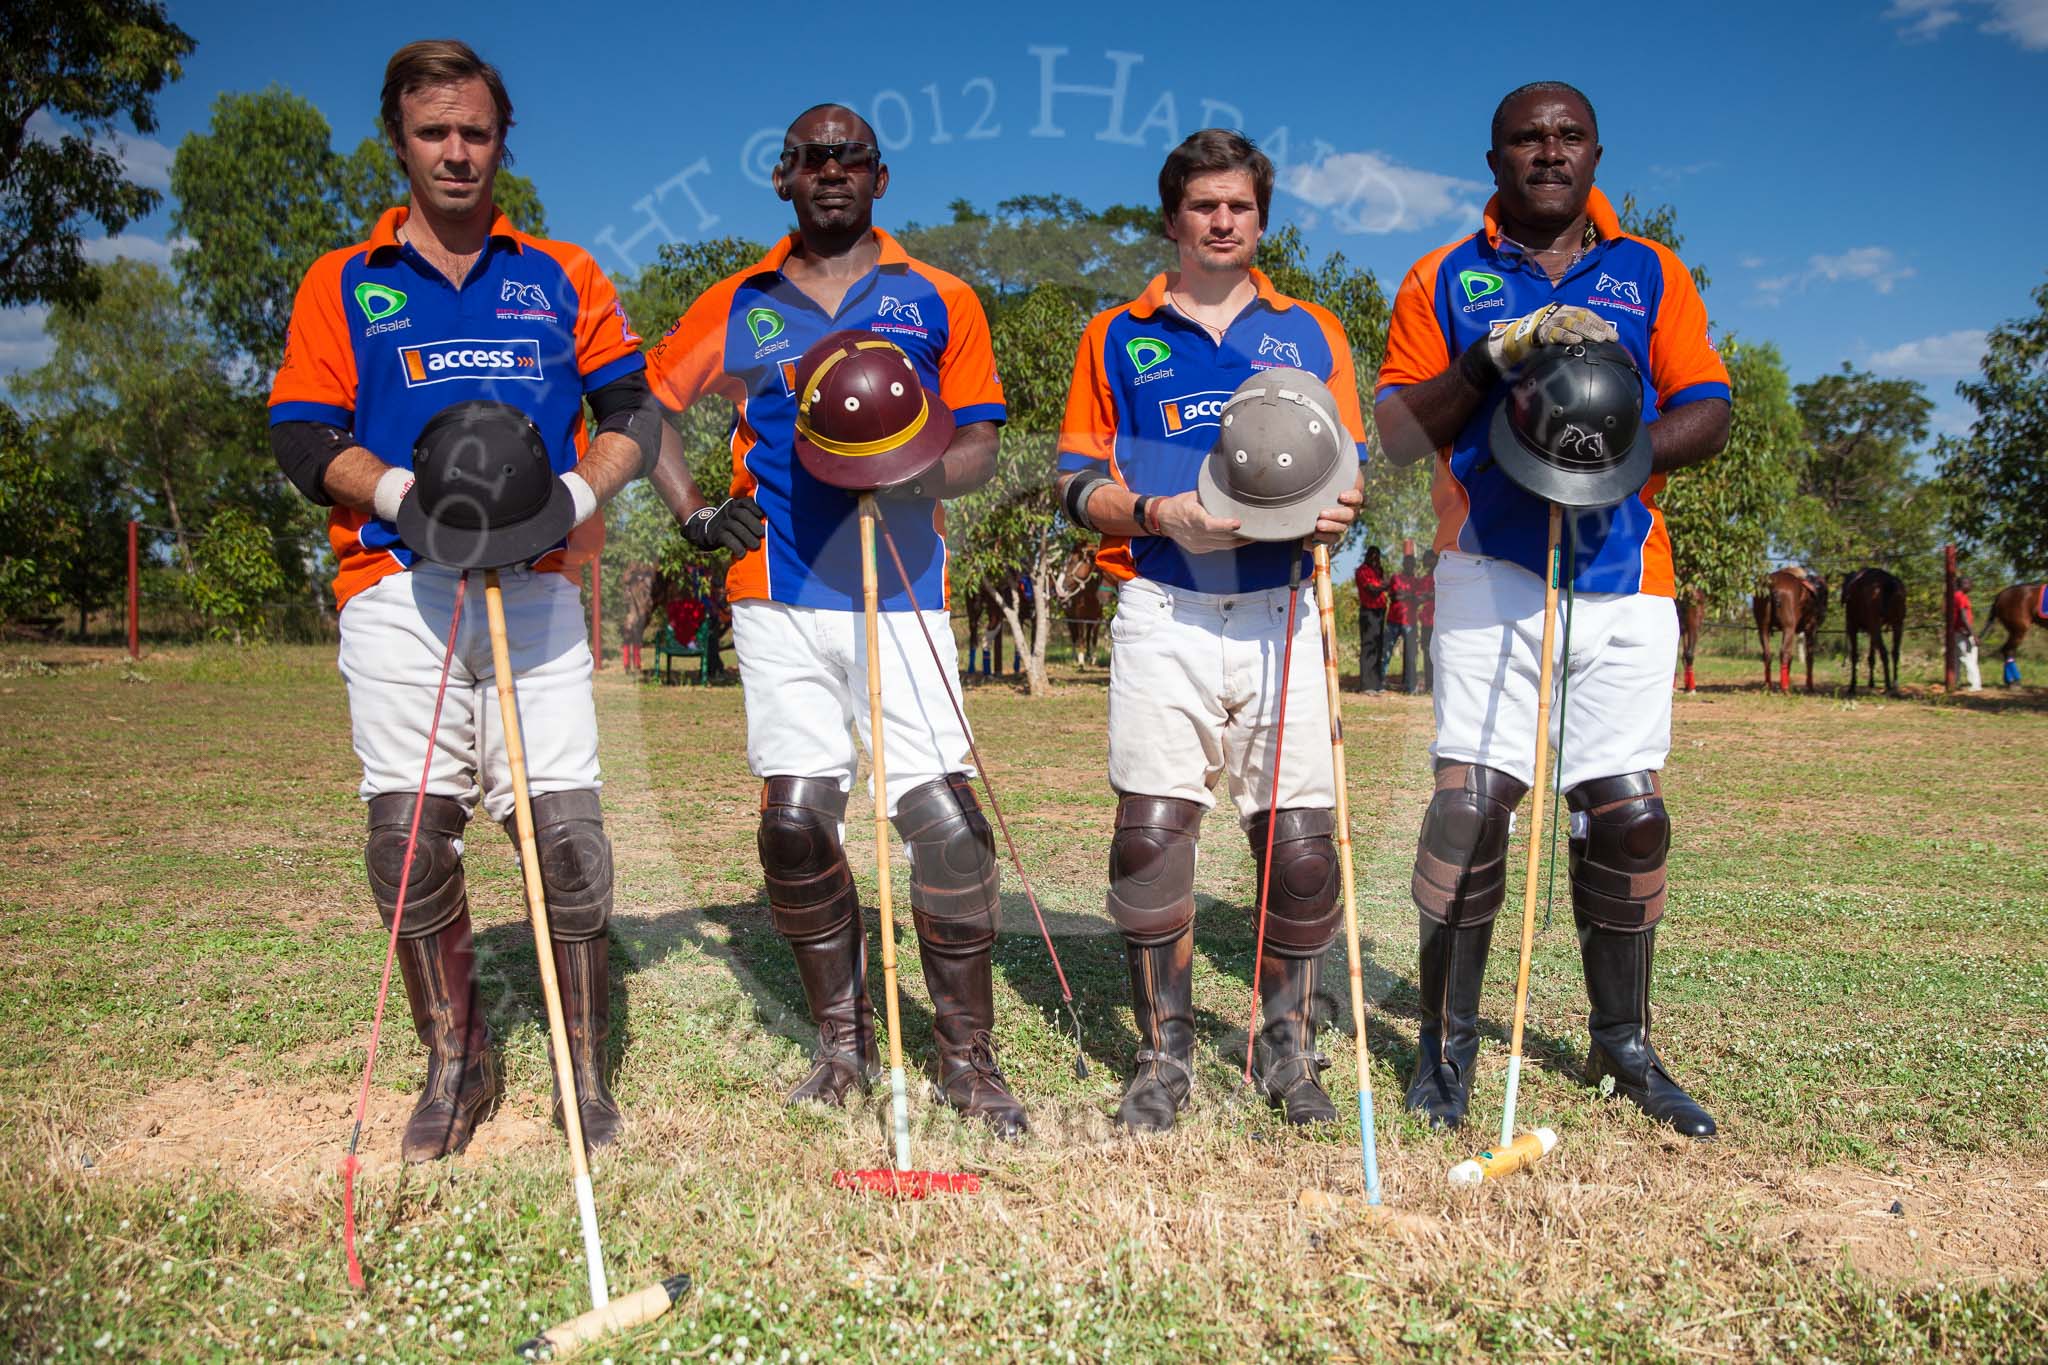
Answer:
[
  {"left": 1158, "top": 389, "right": 1232, "bottom": 435},
  {"left": 397, "top": 338, "right": 544, "bottom": 387}
]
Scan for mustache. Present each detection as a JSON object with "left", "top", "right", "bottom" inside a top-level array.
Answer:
[{"left": 1527, "top": 171, "right": 1571, "bottom": 185}]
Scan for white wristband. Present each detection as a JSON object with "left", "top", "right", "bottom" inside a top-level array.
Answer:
[
  {"left": 372, "top": 465, "right": 413, "bottom": 523},
  {"left": 561, "top": 471, "right": 598, "bottom": 528}
]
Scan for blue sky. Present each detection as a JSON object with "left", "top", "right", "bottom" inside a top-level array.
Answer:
[{"left": 9, "top": 0, "right": 2046, "bottom": 437}]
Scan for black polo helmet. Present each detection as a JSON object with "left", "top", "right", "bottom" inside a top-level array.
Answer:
[
  {"left": 1486, "top": 340, "right": 1654, "bottom": 508},
  {"left": 395, "top": 400, "right": 572, "bottom": 569}
]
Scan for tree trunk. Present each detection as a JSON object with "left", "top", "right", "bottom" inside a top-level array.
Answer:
[{"left": 155, "top": 465, "right": 195, "bottom": 576}]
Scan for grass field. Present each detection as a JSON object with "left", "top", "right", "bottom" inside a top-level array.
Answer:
[{"left": 2, "top": 636, "right": 2044, "bottom": 1362}]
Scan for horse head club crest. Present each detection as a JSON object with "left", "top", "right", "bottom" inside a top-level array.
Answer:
[
  {"left": 1595, "top": 273, "right": 1642, "bottom": 306},
  {"left": 1557, "top": 424, "right": 1608, "bottom": 461},
  {"left": 876, "top": 295, "right": 923, "bottom": 328},
  {"left": 1257, "top": 334, "right": 1303, "bottom": 368},
  {"left": 500, "top": 279, "right": 551, "bottom": 310}
]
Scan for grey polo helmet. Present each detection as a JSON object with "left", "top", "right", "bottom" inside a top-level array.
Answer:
[
  {"left": 1197, "top": 367, "right": 1356, "bottom": 542},
  {"left": 1486, "top": 340, "right": 1655, "bottom": 508}
]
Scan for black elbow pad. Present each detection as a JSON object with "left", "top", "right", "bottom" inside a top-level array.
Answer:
[
  {"left": 588, "top": 370, "right": 662, "bottom": 479},
  {"left": 270, "top": 421, "right": 355, "bottom": 505}
]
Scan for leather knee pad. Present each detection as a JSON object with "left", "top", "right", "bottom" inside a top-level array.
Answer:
[
  {"left": 757, "top": 777, "right": 855, "bottom": 943},
  {"left": 1107, "top": 795, "right": 1203, "bottom": 947},
  {"left": 1412, "top": 762, "right": 1527, "bottom": 927},
  {"left": 365, "top": 793, "right": 469, "bottom": 938},
  {"left": 522, "top": 789, "right": 613, "bottom": 942},
  {"left": 1566, "top": 772, "right": 1669, "bottom": 931},
  {"left": 1246, "top": 807, "right": 1341, "bottom": 957},
  {"left": 891, "top": 774, "right": 1000, "bottom": 959}
]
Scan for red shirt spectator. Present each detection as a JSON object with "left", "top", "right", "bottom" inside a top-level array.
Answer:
[
  {"left": 1355, "top": 561, "right": 1388, "bottom": 611},
  {"left": 1417, "top": 570, "right": 1436, "bottom": 629},
  {"left": 1950, "top": 586, "right": 1974, "bottom": 634},
  {"left": 667, "top": 596, "right": 707, "bottom": 642},
  {"left": 1388, "top": 572, "right": 1417, "bottom": 627}
]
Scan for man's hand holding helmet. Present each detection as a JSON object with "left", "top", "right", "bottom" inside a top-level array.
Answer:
[{"left": 1459, "top": 302, "right": 1620, "bottom": 391}]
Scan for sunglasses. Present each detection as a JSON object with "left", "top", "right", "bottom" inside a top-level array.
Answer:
[{"left": 779, "top": 140, "right": 878, "bottom": 172}]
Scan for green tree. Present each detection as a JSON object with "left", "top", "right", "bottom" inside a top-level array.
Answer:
[
  {"left": 1615, "top": 192, "right": 1711, "bottom": 293},
  {"left": 10, "top": 259, "right": 270, "bottom": 575},
  {"left": 0, "top": 403, "right": 72, "bottom": 621},
  {"left": 1789, "top": 365, "right": 1947, "bottom": 604},
  {"left": 183, "top": 504, "right": 287, "bottom": 642},
  {"left": 46, "top": 425, "right": 131, "bottom": 636},
  {"left": 173, "top": 89, "right": 550, "bottom": 369},
  {"left": 1660, "top": 336, "right": 1802, "bottom": 612},
  {"left": 0, "top": 0, "right": 194, "bottom": 309},
  {"left": 899, "top": 195, "right": 1169, "bottom": 312},
  {"left": 950, "top": 283, "right": 1094, "bottom": 695},
  {"left": 1941, "top": 277, "right": 2048, "bottom": 574}
]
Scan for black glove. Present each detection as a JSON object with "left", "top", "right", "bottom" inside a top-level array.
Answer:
[{"left": 680, "top": 495, "right": 766, "bottom": 554}]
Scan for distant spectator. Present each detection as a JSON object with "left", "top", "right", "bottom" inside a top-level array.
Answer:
[
  {"left": 1388, "top": 552, "right": 1421, "bottom": 694},
  {"left": 1952, "top": 577, "right": 1982, "bottom": 692},
  {"left": 1354, "top": 546, "right": 1388, "bottom": 693}
]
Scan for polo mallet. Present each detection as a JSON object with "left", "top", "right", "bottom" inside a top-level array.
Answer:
[
  {"left": 871, "top": 503, "right": 1086, "bottom": 1077},
  {"left": 852, "top": 494, "right": 919, "bottom": 1184},
  {"left": 1241, "top": 551, "right": 1305, "bottom": 1085},
  {"left": 1453, "top": 503, "right": 1565, "bottom": 1186},
  {"left": 481, "top": 570, "right": 692, "bottom": 1348},
  {"left": 339, "top": 572, "right": 468, "bottom": 1290},
  {"left": 1311, "top": 543, "right": 1381, "bottom": 1204}
]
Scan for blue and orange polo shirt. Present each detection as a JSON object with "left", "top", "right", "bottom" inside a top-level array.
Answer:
[
  {"left": 644, "top": 229, "right": 1005, "bottom": 613},
  {"left": 1377, "top": 187, "right": 1729, "bottom": 598},
  {"left": 268, "top": 205, "right": 644, "bottom": 610},
  {"left": 1057, "top": 269, "right": 1368, "bottom": 595}
]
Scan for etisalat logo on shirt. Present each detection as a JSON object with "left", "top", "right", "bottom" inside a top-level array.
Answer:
[
  {"left": 1125, "top": 336, "right": 1172, "bottom": 383},
  {"left": 1458, "top": 269, "right": 1505, "bottom": 313},
  {"left": 746, "top": 307, "right": 786, "bottom": 356},
  {"left": 354, "top": 282, "right": 411, "bottom": 335}
]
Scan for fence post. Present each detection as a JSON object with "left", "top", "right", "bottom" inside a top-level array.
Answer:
[
  {"left": 126, "top": 519, "right": 139, "bottom": 660},
  {"left": 1943, "top": 542, "right": 1957, "bottom": 692},
  {"left": 589, "top": 559, "right": 602, "bottom": 669}
]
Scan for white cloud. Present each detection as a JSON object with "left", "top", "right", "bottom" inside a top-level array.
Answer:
[
  {"left": 0, "top": 307, "right": 54, "bottom": 375},
  {"left": 1280, "top": 150, "right": 1488, "bottom": 235},
  {"left": 1648, "top": 160, "right": 1718, "bottom": 183},
  {"left": 1885, "top": 0, "right": 2048, "bottom": 49},
  {"left": 80, "top": 233, "right": 187, "bottom": 267},
  {"left": 1757, "top": 245, "right": 1915, "bottom": 301},
  {"left": 25, "top": 107, "right": 176, "bottom": 190},
  {"left": 1738, "top": 254, "right": 1767, "bottom": 269},
  {"left": 1866, "top": 328, "right": 1989, "bottom": 378}
]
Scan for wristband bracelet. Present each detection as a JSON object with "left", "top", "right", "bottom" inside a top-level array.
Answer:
[{"left": 1131, "top": 494, "right": 1154, "bottom": 535}]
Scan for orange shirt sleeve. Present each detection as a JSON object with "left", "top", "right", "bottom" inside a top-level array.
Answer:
[
  {"left": 644, "top": 277, "right": 742, "bottom": 414},
  {"left": 1304, "top": 302, "right": 1369, "bottom": 457},
  {"left": 268, "top": 250, "right": 357, "bottom": 421},
  {"left": 1055, "top": 310, "right": 1120, "bottom": 479},
  {"left": 1376, "top": 246, "right": 1455, "bottom": 397},
  {"left": 932, "top": 273, "right": 1005, "bottom": 424},
  {"left": 1646, "top": 243, "right": 1731, "bottom": 408}
]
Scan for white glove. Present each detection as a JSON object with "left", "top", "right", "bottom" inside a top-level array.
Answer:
[
  {"left": 561, "top": 471, "right": 598, "bottom": 529},
  {"left": 1486, "top": 303, "right": 1619, "bottom": 372},
  {"left": 372, "top": 465, "right": 414, "bottom": 523}
]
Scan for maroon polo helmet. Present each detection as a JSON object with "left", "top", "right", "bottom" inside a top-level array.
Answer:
[{"left": 791, "top": 330, "right": 955, "bottom": 490}]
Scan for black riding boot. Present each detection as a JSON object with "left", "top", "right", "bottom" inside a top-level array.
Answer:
[
  {"left": 1578, "top": 915, "right": 1717, "bottom": 1137},
  {"left": 551, "top": 935, "right": 624, "bottom": 1150},
  {"left": 1405, "top": 913, "right": 1492, "bottom": 1128},
  {"left": 1252, "top": 950, "right": 1337, "bottom": 1124},
  {"left": 1117, "top": 927, "right": 1196, "bottom": 1133}
]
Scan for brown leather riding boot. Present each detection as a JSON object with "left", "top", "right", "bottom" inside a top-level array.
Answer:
[
  {"left": 1252, "top": 950, "right": 1338, "bottom": 1125},
  {"left": 394, "top": 912, "right": 498, "bottom": 1163},
  {"left": 783, "top": 910, "right": 879, "bottom": 1107},
  {"left": 917, "top": 931, "right": 1029, "bottom": 1138},
  {"left": 1117, "top": 926, "right": 1196, "bottom": 1133},
  {"left": 550, "top": 935, "right": 623, "bottom": 1150}
]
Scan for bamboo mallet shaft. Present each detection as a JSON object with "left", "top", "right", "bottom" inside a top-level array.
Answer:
[{"left": 483, "top": 570, "right": 609, "bottom": 1310}]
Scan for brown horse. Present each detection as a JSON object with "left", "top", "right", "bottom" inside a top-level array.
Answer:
[
  {"left": 960, "top": 574, "right": 1010, "bottom": 675},
  {"left": 1674, "top": 586, "right": 1706, "bottom": 693},
  {"left": 1987, "top": 581, "right": 2048, "bottom": 685},
  {"left": 1841, "top": 567, "right": 1905, "bottom": 697},
  {"left": 618, "top": 562, "right": 668, "bottom": 673},
  {"left": 1052, "top": 541, "right": 1106, "bottom": 668},
  {"left": 1752, "top": 567, "right": 1827, "bottom": 693}
]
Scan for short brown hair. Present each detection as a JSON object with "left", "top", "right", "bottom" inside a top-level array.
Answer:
[
  {"left": 1158, "top": 129, "right": 1274, "bottom": 229},
  {"left": 381, "top": 39, "right": 515, "bottom": 160}
]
